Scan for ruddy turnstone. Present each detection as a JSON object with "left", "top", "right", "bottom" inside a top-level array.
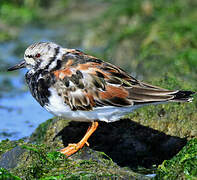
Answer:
[{"left": 8, "top": 42, "right": 194, "bottom": 156}]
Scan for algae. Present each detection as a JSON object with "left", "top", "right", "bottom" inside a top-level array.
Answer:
[
  {"left": 30, "top": 118, "right": 54, "bottom": 144},
  {"left": 155, "top": 138, "right": 197, "bottom": 180},
  {"left": 0, "top": 140, "right": 149, "bottom": 179},
  {"left": 0, "top": 168, "right": 21, "bottom": 180}
]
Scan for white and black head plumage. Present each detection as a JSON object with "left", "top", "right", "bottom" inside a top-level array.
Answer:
[
  {"left": 24, "top": 42, "right": 64, "bottom": 71},
  {"left": 8, "top": 42, "right": 65, "bottom": 72}
]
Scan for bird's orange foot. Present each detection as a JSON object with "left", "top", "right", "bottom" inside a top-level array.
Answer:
[
  {"left": 59, "top": 121, "right": 98, "bottom": 157},
  {"left": 59, "top": 143, "right": 83, "bottom": 156},
  {"left": 59, "top": 141, "right": 89, "bottom": 156}
]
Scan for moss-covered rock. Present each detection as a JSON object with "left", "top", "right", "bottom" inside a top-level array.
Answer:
[
  {"left": 0, "top": 139, "right": 149, "bottom": 179},
  {"left": 155, "top": 138, "right": 197, "bottom": 180}
]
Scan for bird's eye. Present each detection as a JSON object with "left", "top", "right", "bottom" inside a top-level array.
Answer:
[{"left": 35, "top": 53, "right": 41, "bottom": 58}]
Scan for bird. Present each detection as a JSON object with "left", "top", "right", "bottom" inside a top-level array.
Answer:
[{"left": 8, "top": 42, "right": 194, "bottom": 156}]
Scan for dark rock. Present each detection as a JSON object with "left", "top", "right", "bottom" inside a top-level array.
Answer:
[{"left": 0, "top": 146, "right": 26, "bottom": 170}]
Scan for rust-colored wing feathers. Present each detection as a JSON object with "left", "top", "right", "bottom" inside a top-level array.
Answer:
[{"left": 50, "top": 49, "right": 192, "bottom": 111}]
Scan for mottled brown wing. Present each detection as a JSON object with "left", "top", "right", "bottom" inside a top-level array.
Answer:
[{"left": 51, "top": 49, "right": 180, "bottom": 111}]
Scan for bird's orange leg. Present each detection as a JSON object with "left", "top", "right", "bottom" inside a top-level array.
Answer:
[{"left": 59, "top": 121, "right": 98, "bottom": 156}]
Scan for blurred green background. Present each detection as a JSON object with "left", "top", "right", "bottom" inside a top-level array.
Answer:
[{"left": 0, "top": 0, "right": 197, "bottom": 178}]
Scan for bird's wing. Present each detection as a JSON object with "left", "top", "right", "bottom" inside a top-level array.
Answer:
[{"left": 50, "top": 49, "right": 179, "bottom": 111}]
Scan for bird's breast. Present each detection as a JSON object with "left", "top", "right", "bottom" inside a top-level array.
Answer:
[{"left": 25, "top": 70, "right": 54, "bottom": 107}]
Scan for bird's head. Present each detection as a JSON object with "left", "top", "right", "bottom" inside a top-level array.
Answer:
[{"left": 8, "top": 42, "right": 63, "bottom": 72}]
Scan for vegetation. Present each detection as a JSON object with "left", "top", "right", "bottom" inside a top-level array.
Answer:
[
  {"left": 0, "top": 140, "right": 148, "bottom": 179},
  {"left": 88, "top": 0, "right": 197, "bottom": 80},
  {"left": 0, "top": 168, "right": 20, "bottom": 180},
  {"left": 0, "top": 137, "right": 196, "bottom": 179},
  {"left": 0, "top": 0, "right": 68, "bottom": 41},
  {"left": 155, "top": 138, "right": 197, "bottom": 179}
]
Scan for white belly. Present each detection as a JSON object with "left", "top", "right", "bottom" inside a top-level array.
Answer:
[{"left": 44, "top": 87, "right": 139, "bottom": 122}]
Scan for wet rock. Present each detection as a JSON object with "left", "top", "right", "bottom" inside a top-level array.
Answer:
[{"left": 0, "top": 146, "right": 26, "bottom": 170}]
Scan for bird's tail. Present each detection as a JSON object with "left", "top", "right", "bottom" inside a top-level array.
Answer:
[
  {"left": 170, "top": 90, "right": 195, "bottom": 102},
  {"left": 129, "top": 82, "right": 195, "bottom": 105}
]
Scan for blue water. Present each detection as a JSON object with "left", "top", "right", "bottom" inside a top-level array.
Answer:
[
  {"left": 0, "top": 93, "right": 52, "bottom": 141},
  {"left": 0, "top": 25, "right": 68, "bottom": 141}
]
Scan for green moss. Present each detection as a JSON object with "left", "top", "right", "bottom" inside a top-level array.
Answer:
[
  {"left": 155, "top": 138, "right": 197, "bottom": 179},
  {"left": 0, "top": 168, "right": 21, "bottom": 180},
  {"left": 1, "top": 142, "right": 145, "bottom": 179},
  {"left": 0, "top": 137, "right": 150, "bottom": 179},
  {"left": 12, "top": 143, "right": 69, "bottom": 179},
  {"left": 30, "top": 118, "right": 54, "bottom": 144},
  {"left": 127, "top": 101, "right": 197, "bottom": 138}
]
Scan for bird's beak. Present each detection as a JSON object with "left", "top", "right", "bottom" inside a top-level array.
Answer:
[{"left": 7, "top": 60, "right": 26, "bottom": 71}]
